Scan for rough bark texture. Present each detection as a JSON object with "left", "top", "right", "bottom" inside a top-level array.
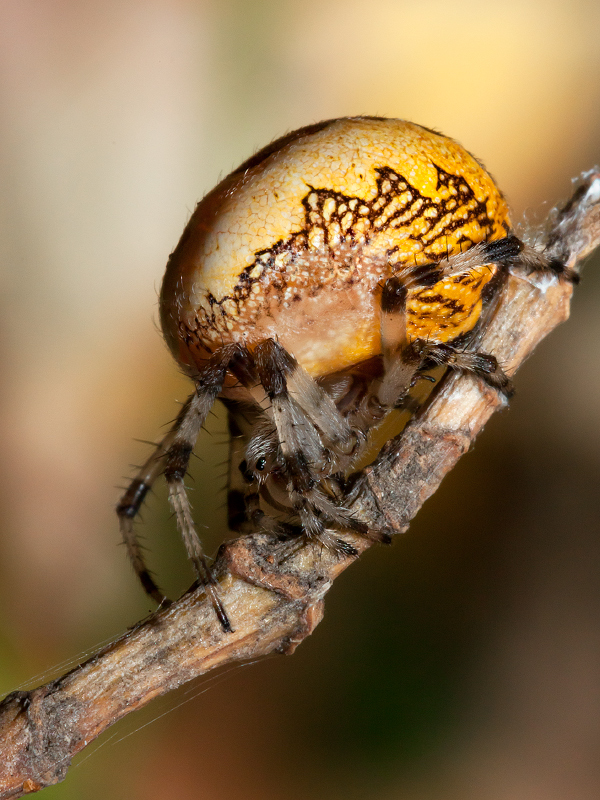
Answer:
[{"left": 1, "top": 171, "right": 599, "bottom": 798}]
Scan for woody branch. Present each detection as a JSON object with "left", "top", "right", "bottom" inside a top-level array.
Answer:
[{"left": 0, "top": 172, "right": 599, "bottom": 798}]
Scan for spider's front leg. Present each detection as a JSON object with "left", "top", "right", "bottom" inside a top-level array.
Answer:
[
  {"left": 396, "top": 234, "right": 579, "bottom": 396},
  {"left": 117, "top": 401, "right": 190, "bottom": 606},
  {"left": 118, "top": 344, "right": 252, "bottom": 632}
]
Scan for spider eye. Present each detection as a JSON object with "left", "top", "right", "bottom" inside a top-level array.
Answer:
[{"left": 255, "top": 457, "right": 267, "bottom": 471}]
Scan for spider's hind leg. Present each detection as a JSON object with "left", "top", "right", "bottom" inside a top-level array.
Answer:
[
  {"left": 518, "top": 239, "right": 579, "bottom": 283},
  {"left": 415, "top": 340, "right": 513, "bottom": 397},
  {"left": 375, "top": 234, "right": 524, "bottom": 408}
]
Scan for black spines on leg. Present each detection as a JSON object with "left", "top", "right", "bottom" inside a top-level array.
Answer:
[
  {"left": 467, "top": 352, "right": 514, "bottom": 397},
  {"left": 285, "top": 451, "right": 317, "bottom": 493},
  {"left": 161, "top": 345, "right": 256, "bottom": 633},
  {"left": 227, "top": 344, "right": 258, "bottom": 386},
  {"left": 139, "top": 570, "right": 169, "bottom": 606},
  {"left": 333, "top": 538, "right": 359, "bottom": 558},
  {"left": 197, "top": 343, "right": 246, "bottom": 391},
  {"left": 484, "top": 233, "right": 578, "bottom": 285},
  {"left": 257, "top": 358, "right": 286, "bottom": 399},
  {"left": 255, "top": 341, "right": 316, "bottom": 487},
  {"left": 517, "top": 240, "right": 579, "bottom": 284}
]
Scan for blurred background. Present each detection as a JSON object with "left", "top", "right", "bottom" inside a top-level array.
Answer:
[{"left": 1, "top": 1, "right": 600, "bottom": 798}]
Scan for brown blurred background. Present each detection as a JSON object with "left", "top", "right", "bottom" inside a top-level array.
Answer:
[{"left": 1, "top": 1, "right": 600, "bottom": 798}]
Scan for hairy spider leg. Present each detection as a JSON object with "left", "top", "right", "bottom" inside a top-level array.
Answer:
[
  {"left": 163, "top": 343, "right": 260, "bottom": 632},
  {"left": 396, "top": 236, "right": 576, "bottom": 397},
  {"left": 118, "top": 344, "right": 252, "bottom": 631},
  {"left": 375, "top": 234, "right": 530, "bottom": 408},
  {"left": 117, "top": 399, "right": 191, "bottom": 604},
  {"left": 416, "top": 342, "right": 513, "bottom": 394},
  {"left": 520, "top": 239, "right": 580, "bottom": 283},
  {"left": 254, "top": 339, "right": 384, "bottom": 557},
  {"left": 377, "top": 275, "right": 422, "bottom": 408}
]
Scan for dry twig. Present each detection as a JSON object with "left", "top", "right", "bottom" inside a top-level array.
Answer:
[{"left": 1, "top": 171, "right": 599, "bottom": 797}]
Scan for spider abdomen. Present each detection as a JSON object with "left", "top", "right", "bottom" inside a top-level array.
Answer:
[{"left": 160, "top": 117, "right": 510, "bottom": 380}]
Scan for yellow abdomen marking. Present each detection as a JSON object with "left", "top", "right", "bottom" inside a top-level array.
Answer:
[
  {"left": 407, "top": 266, "right": 498, "bottom": 343},
  {"left": 160, "top": 118, "right": 510, "bottom": 377}
]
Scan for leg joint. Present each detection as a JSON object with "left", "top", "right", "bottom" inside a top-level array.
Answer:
[
  {"left": 164, "top": 443, "right": 194, "bottom": 482},
  {"left": 116, "top": 479, "right": 149, "bottom": 518}
]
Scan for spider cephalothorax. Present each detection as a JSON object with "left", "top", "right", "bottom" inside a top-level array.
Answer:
[{"left": 118, "top": 117, "right": 574, "bottom": 630}]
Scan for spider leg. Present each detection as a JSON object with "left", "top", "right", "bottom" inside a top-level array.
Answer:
[
  {"left": 404, "top": 233, "right": 576, "bottom": 286},
  {"left": 393, "top": 234, "right": 524, "bottom": 291},
  {"left": 376, "top": 234, "right": 523, "bottom": 408},
  {"left": 225, "top": 405, "right": 256, "bottom": 535},
  {"left": 162, "top": 344, "right": 251, "bottom": 632},
  {"left": 415, "top": 341, "right": 513, "bottom": 396},
  {"left": 253, "top": 339, "right": 384, "bottom": 557},
  {"left": 117, "top": 398, "right": 192, "bottom": 605},
  {"left": 518, "top": 240, "right": 579, "bottom": 283},
  {"left": 284, "top": 355, "right": 357, "bottom": 455},
  {"left": 254, "top": 338, "right": 358, "bottom": 466},
  {"left": 376, "top": 276, "right": 420, "bottom": 408},
  {"left": 414, "top": 233, "right": 576, "bottom": 284},
  {"left": 119, "top": 343, "right": 251, "bottom": 629}
]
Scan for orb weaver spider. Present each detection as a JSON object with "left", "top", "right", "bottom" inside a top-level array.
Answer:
[{"left": 117, "top": 117, "right": 575, "bottom": 631}]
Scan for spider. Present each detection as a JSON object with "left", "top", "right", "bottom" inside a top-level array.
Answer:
[{"left": 117, "top": 117, "right": 575, "bottom": 631}]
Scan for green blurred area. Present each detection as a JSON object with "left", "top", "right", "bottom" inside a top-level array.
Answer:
[{"left": 1, "top": 2, "right": 600, "bottom": 798}]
